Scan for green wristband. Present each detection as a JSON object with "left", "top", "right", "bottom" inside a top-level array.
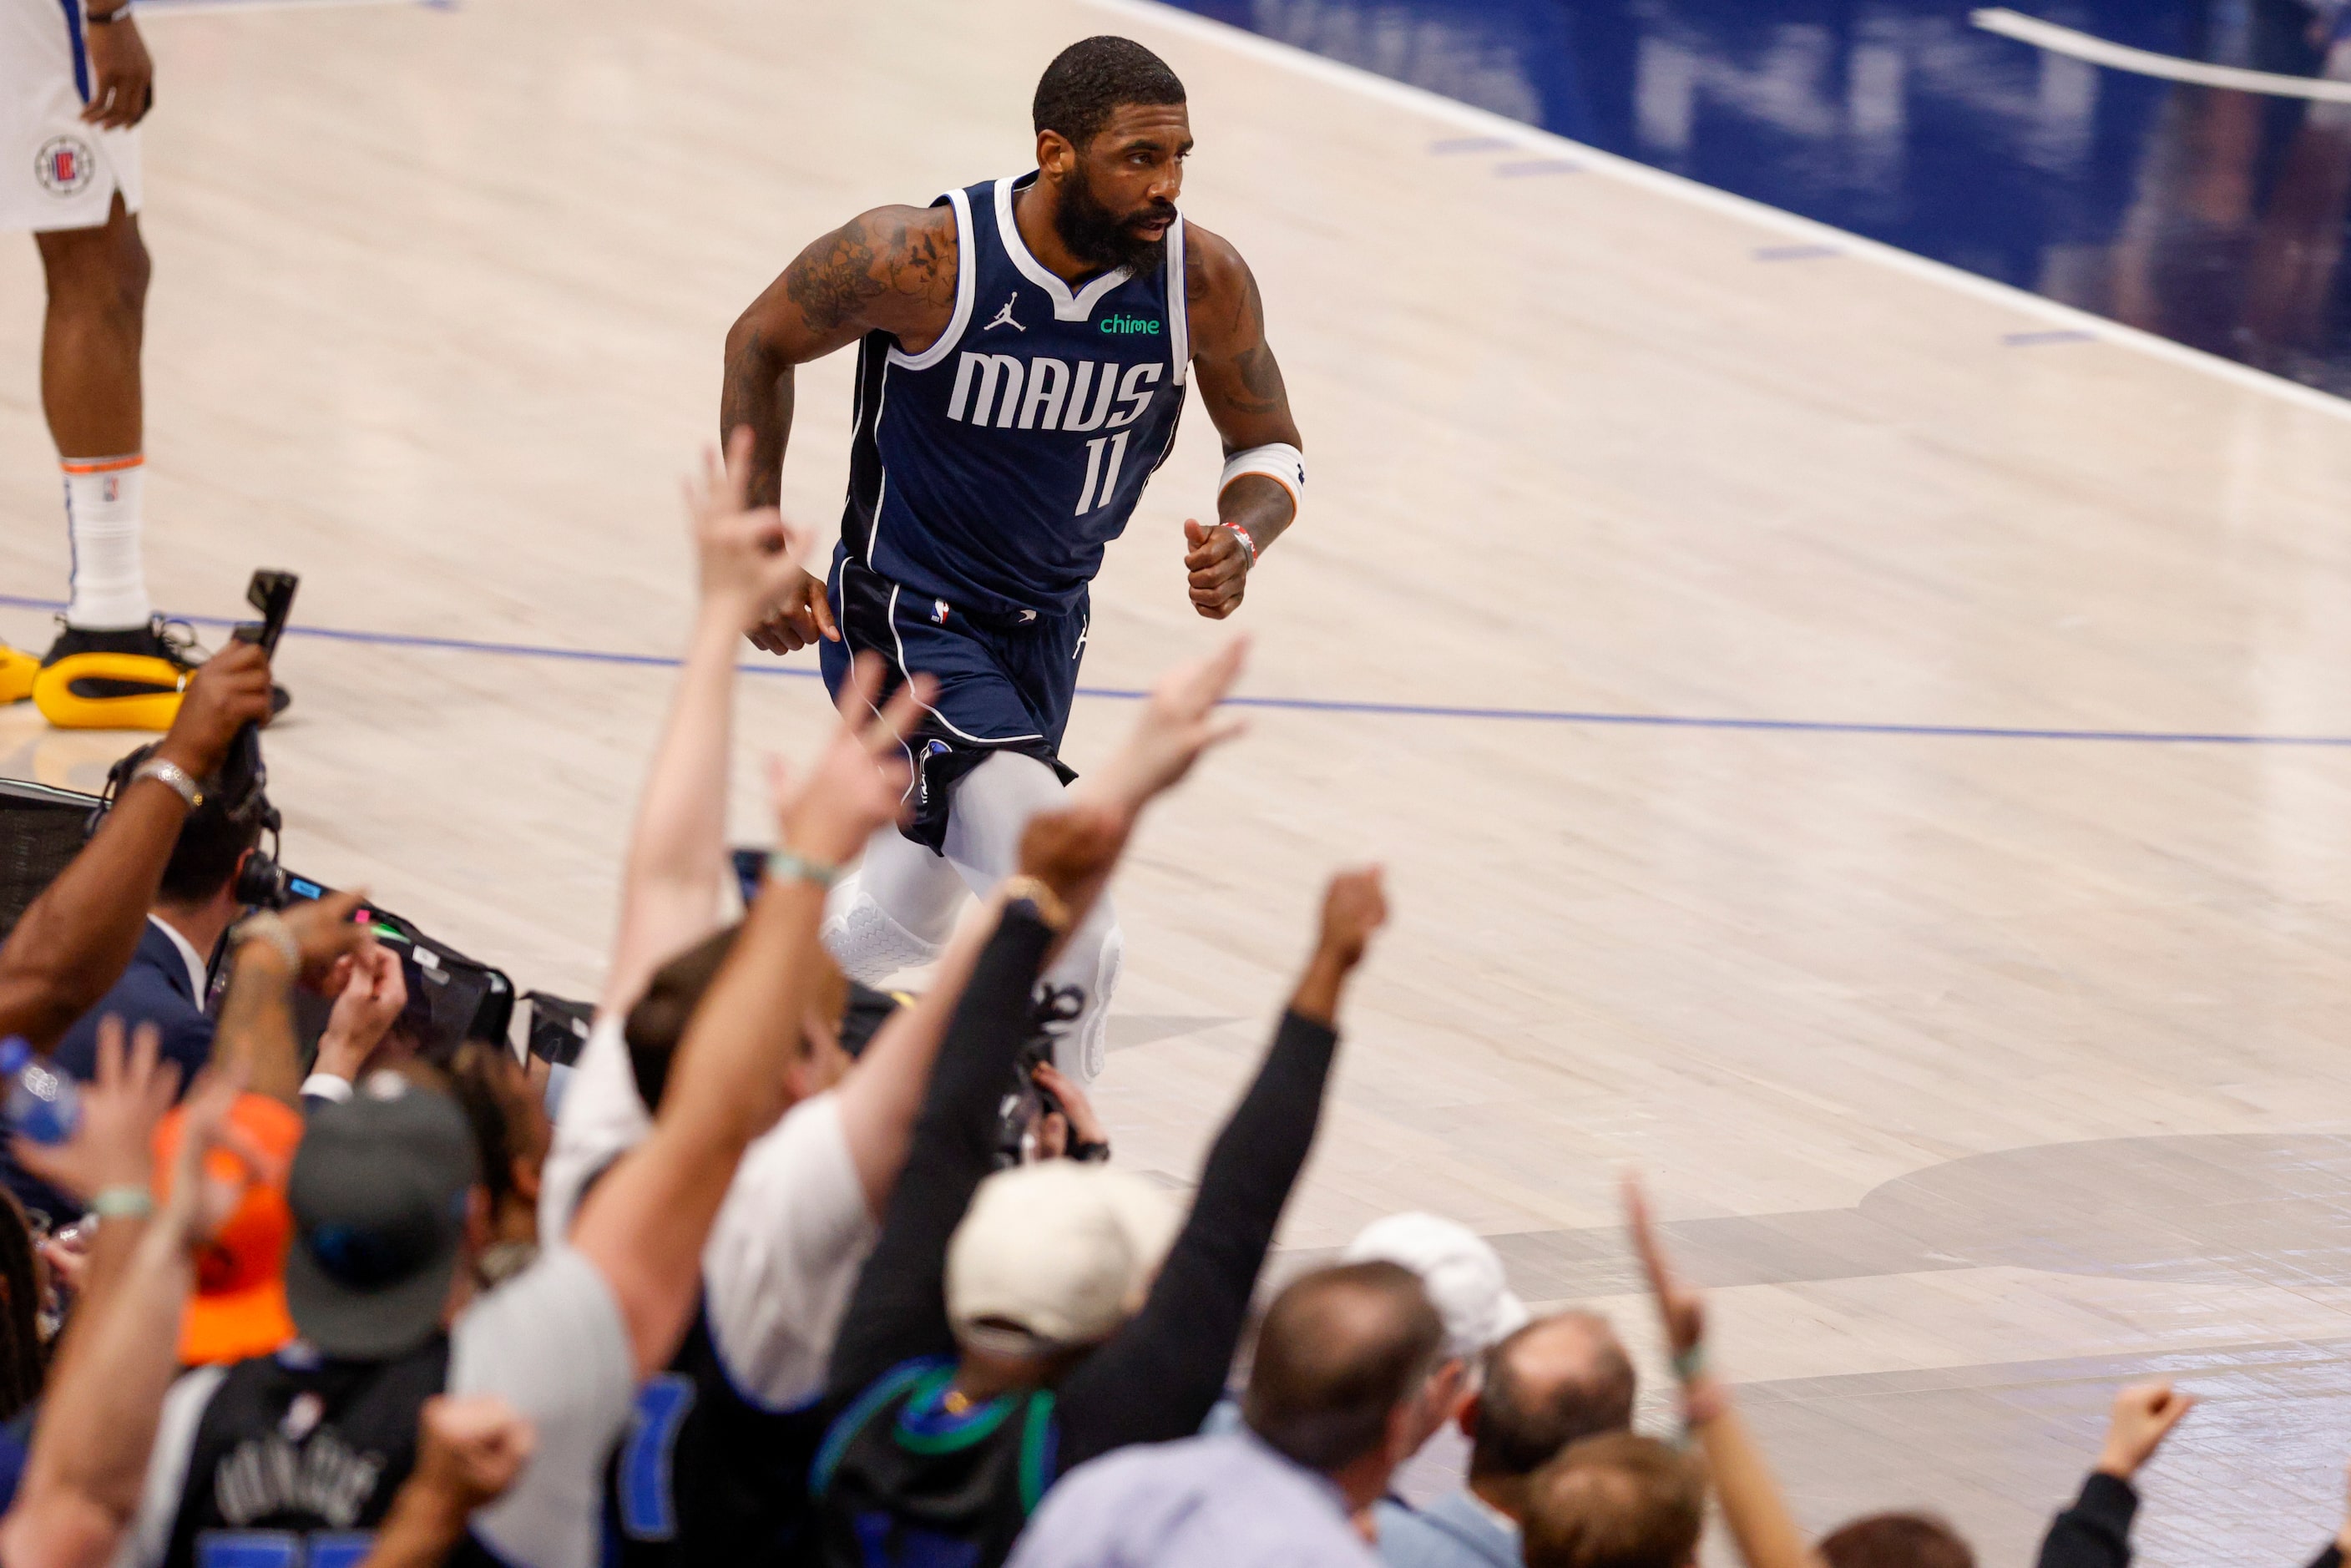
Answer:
[
  {"left": 766, "top": 848, "right": 842, "bottom": 890},
  {"left": 90, "top": 1186, "right": 155, "bottom": 1221},
  {"left": 1671, "top": 1343, "right": 1706, "bottom": 1383}
]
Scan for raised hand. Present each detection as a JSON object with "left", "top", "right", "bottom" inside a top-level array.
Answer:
[
  {"left": 1291, "top": 867, "right": 1388, "bottom": 1026},
  {"left": 1016, "top": 805, "right": 1130, "bottom": 914},
  {"left": 772, "top": 654, "right": 929, "bottom": 867},
  {"left": 1624, "top": 1171, "right": 1703, "bottom": 1360},
  {"left": 154, "top": 639, "right": 275, "bottom": 781},
  {"left": 1033, "top": 1061, "right": 1108, "bottom": 1156},
  {"left": 159, "top": 1065, "right": 271, "bottom": 1248},
  {"left": 11, "top": 1018, "right": 179, "bottom": 1204},
  {"left": 413, "top": 1394, "right": 537, "bottom": 1515},
  {"left": 692, "top": 427, "right": 813, "bottom": 637},
  {"left": 1314, "top": 867, "right": 1388, "bottom": 974},
  {"left": 2095, "top": 1382, "right": 2195, "bottom": 1481},
  {"left": 315, "top": 943, "right": 409, "bottom": 1082},
  {"left": 277, "top": 890, "right": 377, "bottom": 989},
  {"left": 1087, "top": 637, "right": 1249, "bottom": 812}
]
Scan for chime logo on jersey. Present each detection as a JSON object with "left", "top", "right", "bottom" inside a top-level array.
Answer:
[
  {"left": 944, "top": 354, "right": 1162, "bottom": 433},
  {"left": 35, "top": 137, "right": 94, "bottom": 197}
]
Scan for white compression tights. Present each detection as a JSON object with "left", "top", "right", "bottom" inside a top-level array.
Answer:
[{"left": 821, "top": 750, "right": 1121, "bottom": 1082}]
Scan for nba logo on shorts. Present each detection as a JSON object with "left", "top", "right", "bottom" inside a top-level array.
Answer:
[
  {"left": 35, "top": 137, "right": 94, "bottom": 198},
  {"left": 931, "top": 598, "right": 951, "bottom": 625}
]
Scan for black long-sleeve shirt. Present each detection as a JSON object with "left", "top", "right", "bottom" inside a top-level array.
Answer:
[
  {"left": 2035, "top": 1470, "right": 2343, "bottom": 1568},
  {"left": 826, "top": 901, "right": 1342, "bottom": 1464},
  {"left": 2037, "top": 1472, "right": 2138, "bottom": 1568}
]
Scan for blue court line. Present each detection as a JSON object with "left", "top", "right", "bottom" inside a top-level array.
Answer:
[
  {"left": 2003, "top": 328, "right": 2099, "bottom": 347},
  {"left": 1755, "top": 243, "right": 1843, "bottom": 262},
  {"left": 8, "top": 592, "right": 2349, "bottom": 746}
]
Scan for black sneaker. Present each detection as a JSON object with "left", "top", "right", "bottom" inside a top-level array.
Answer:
[{"left": 35, "top": 617, "right": 290, "bottom": 730}]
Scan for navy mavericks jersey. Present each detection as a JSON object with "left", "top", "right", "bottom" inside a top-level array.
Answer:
[{"left": 841, "top": 171, "right": 1190, "bottom": 619}]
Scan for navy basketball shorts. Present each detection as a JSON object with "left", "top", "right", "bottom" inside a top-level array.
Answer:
[{"left": 820, "top": 548, "right": 1084, "bottom": 852}]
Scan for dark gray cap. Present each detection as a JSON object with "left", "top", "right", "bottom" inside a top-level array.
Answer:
[{"left": 283, "top": 1072, "right": 478, "bottom": 1359}]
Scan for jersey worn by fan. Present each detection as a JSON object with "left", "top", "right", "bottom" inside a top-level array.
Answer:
[{"left": 817, "top": 170, "right": 1191, "bottom": 845}]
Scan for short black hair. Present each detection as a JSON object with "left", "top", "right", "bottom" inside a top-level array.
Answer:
[
  {"left": 156, "top": 782, "right": 261, "bottom": 906},
  {"left": 1033, "top": 36, "right": 1186, "bottom": 149},
  {"left": 1243, "top": 1261, "right": 1444, "bottom": 1473},
  {"left": 1472, "top": 1313, "right": 1638, "bottom": 1479}
]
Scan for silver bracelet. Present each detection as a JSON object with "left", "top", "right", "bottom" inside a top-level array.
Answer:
[
  {"left": 131, "top": 757, "right": 202, "bottom": 810},
  {"left": 1219, "top": 519, "right": 1259, "bottom": 566}
]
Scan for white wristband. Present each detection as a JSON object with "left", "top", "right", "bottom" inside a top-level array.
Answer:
[{"left": 1217, "top": 443, "right": 1305, "bottom": 524}]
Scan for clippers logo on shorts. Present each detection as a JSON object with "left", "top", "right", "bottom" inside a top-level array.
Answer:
[{"left": 36, "top": 137, "right": 95, "bottom": 197}]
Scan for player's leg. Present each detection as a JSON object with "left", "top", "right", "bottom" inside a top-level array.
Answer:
[
  {"left": 0, "top": 1, "right": 139, "bottom": 703},
  {"left": 816, "top": 549, "right": 981, "bottom": 981},
  {"left": 822, "top": 826, "right": 967, "bottom": 982},
  {"left": 28, "top": 190, "right": 211, "bottom": 729},
  {"left": 38, "top": 192, "right": 149, "bottom": 625},
  {"left": 938, "top": 750, "right": 1122, "bottom": 1084}
]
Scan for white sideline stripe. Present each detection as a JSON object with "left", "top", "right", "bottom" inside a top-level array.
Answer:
[
  {"left": 1974, "top": 8, "right": 2351, "bottom": 104},
  {"left": 1084, "top": 0, "right": 2351, "bottom": 425},
  {"left": 140, "top": 0, "right": 442, "bottom": 16}
]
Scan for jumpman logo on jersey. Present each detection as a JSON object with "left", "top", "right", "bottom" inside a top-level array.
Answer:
[{"left": 983, "top": 292, "right": 1026, "bottom": 333}]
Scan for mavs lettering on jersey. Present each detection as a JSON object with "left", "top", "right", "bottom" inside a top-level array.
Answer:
[{"left": 841, "top": 172, "right": 1190, "bottom": 620}]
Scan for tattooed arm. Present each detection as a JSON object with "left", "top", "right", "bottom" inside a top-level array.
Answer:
[
  {"left": 720, "top": 205, "right": 959, "bottom": 653},
  {"left": 1180, "top": 224, "right": 1304, "bottom": 620}
]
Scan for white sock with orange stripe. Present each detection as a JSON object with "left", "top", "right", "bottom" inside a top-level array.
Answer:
[{"left": 60, "top": 454, "right": 150, "bottom": 630}]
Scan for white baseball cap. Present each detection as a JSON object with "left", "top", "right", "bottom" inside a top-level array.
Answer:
[
  {"left": 947, "top": 1162, "right": 1181, "bottom": 1356},
  {"left": 1342, "top": 1211, "right": 1529, "bottom": 1363}
]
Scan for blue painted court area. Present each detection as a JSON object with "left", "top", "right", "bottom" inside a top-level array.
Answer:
[{"left": 1161, "top": 0, "right": 2351, "bottom": 396}]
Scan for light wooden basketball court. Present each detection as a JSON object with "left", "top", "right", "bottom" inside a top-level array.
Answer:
[{"left": 8, "top": 0, "right": 2351, "bottom": 1558}]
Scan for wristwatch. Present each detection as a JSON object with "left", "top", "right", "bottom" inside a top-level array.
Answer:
[{"left": 132, "top": 757, "right": 202, "bottom": 810}]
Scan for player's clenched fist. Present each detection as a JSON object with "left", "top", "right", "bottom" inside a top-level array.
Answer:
[
  {"left": 748, "top": 570, "right": 839, "bottom": 655},
  {"left": 1314, "top": 867, "right": 1388, "bottom": 971},
  {"left": 1182, "top": 518, "right": 1251, "bottom": 620}
]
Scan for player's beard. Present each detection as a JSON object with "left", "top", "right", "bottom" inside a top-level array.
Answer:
[{"left": 1055, "top": 166, "right": 1173, "bottom": 273}]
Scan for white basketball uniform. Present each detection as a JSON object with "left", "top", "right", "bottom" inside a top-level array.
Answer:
[{"left": 2, "top": 0, "right": 141, "bottom": 234}]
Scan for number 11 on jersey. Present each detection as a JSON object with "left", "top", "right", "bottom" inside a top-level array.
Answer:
[{"left": 1075, "top": 432, "right": 1130, "bottom": 516}]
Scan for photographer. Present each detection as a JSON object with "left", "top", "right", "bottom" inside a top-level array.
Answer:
[
  {"left": 0, "top": 646, "right": 278, "bottom": 1228},
  {"left": 0, "top": 642, "right": 275, "bottom": 1055}
]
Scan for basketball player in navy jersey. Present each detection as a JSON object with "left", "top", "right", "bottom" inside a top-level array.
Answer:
[{"left": 721, "top": 36, "right": 1304, "bottom": 1080}]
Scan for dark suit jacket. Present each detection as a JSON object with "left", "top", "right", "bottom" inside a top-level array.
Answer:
[
  {"left": 3, "top": 919, "right": 213, "bottom": 1223},
  {"left": 51, "top": 918, "right": 215, "bottom": 1088}
]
